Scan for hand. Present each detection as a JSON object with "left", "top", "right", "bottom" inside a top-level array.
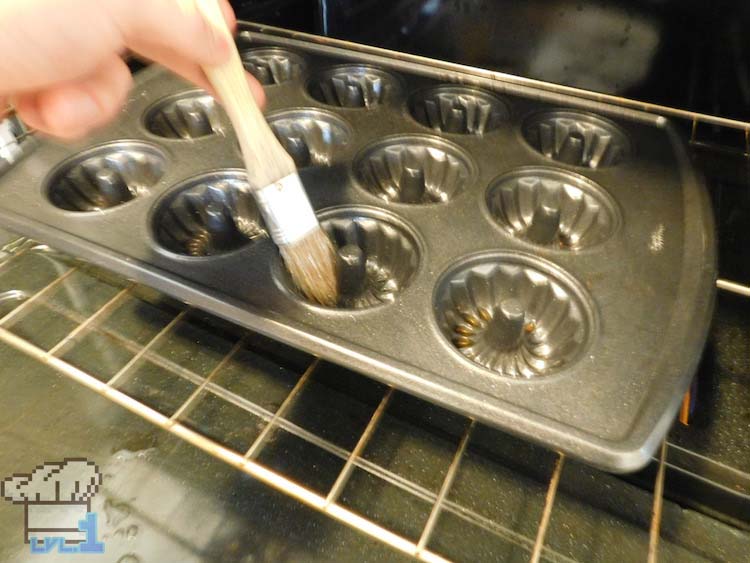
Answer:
[{"left": 0, "top": 0, "right": 265, "bottom": 139}]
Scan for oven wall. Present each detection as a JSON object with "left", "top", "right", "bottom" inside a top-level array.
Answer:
[
  {"left": 231, "top": 0, "right": 750, "bottom": 122},
  {"left": 230, "top": 0, "right": 750, "bottom": 280}
]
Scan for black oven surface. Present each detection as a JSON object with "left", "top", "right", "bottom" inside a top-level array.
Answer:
[{"left": 232, "top": 0, "right": 750, "bottom": 124}]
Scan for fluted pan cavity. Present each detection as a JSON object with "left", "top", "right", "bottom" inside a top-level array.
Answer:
[
  {"left": 48, "top": 142, "right": 166, "bottom": 212},
  {"left": 287, "top": 207, "right": 420, "bottom": 309},
  {"left": 153, "top": 171, "right": 266, "bottom": 257},
  {"left": 523, "top": 110, "right": 631, "bottom": 168},
  {"left": 486, "top": 167, "right": 619, "bottom": 249},
  {"left": 241, "top": 47, "right": 306, "bottom": 85},
  {"left": 268, "top": 109, "right": 351, "bottom": 168},
  {"left": 309, "top": 65, "right": 400, "bottom": 109},
  {"left": 145, "top": 91, "right": 224, "bottom": 140},
  {"left": 435, "top": 254, "right": 594, "bottom": 378},
  {"left": 409, "top": 86, "right": 508, "bottom": 135},
  {"left": 355, "top": 136, "right": 474, "bottom": 204}
]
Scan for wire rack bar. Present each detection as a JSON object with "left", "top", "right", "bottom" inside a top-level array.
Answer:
[
  {"left": 354, "top": 455, "right": 439, "bottom": 504},
  {"left": 417, "top": 421, "right": 475, "bottom": 553},
  {"left": 105, "top": 309, "right": 188, "bottom": 388},
  {"left": 648, "top": 441, "right": 668, "bottom": 563},
  {"left": 0, "top": 266, "right": 78, "bottom": 326},
  {"left": 0, "top": 106, "right": 35, "bottom": 139},
  {"left": 35, "top": 296, "right": 213, "bottom": 387},
  {"left": 243, "top": 357, "right": 318, "bottom": 459},
  {"left": 47, "top": 285, "right": 133, "bottom": 356},
  {"left": 0, "top": 323, "right": 452, "bottom": 563},
  {"left": 717, "top": 278, "right": 750, "bottom": 297},
  {"left": 439, "top": 499, "right": 570, "bottom": 562},
  {"left": 0, "top": 238, "right": 34, "bottom": 266},
  {"left": 201, "top": 369, "right": 357, "bottom": 463},
  {"left": 529, "top": 453, "right": 566, "bottom": 563},
  {"left": 203, "top": 375, "right": 297, "bottom": 425},
  {"left": 326, "top": 387, "right": 394, "bottom": 505},
  {"left": 169, "top": 335, "right": 247, "bottom": 422}
]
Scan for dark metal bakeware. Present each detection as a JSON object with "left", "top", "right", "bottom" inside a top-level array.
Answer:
[{"left": 0, "top": 25, "right": 716, "bottom": 472}]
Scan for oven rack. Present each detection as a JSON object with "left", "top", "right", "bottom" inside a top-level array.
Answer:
[{"left": 0, "top": 238, "right": 745, "bottom": 562}]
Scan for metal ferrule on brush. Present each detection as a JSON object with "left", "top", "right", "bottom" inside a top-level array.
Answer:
[{"left": 253, "top": 173, "right": 319, "bottom": 247}]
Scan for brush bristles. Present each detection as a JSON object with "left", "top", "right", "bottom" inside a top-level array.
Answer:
[
  {"left": 280, "top": 227, "right": 339, "bottom": 306},
  {"left": 191, "top": 0, "right": 338, "bottom": 303}
]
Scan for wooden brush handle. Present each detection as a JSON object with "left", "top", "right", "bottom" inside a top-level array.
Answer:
[{"left": 192, "top": 0, "right": 296, "bottom": 190}]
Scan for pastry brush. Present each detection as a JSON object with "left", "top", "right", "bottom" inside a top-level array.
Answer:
[{"left": 190, "top": 0, "right": 338, "bottom": 306}]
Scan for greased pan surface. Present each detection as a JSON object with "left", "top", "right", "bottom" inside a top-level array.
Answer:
[{"left": 0, "top": 25, "right": 716, "bottom": 472}]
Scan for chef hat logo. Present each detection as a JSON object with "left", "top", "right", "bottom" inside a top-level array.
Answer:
[{"left": 1, "top": 458, "right": 101, "bottom": 504}]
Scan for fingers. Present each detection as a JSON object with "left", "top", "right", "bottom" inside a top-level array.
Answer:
[
  {"left": 246, "top": 73, "right": 267, "bottom": 110},
  {"left": 113, "top": 0, "right": 264, "bottom": 107},
  {"left": 132, "top": 43, "right": 215, "bottom": 91},
  {"left": 110, "top": 0, "right": 235, "bottom": 69},
  {"left": 9, "top": 0, "right": 262, "bottom": 140},
  {"left": 133, "top": 41, "right": 267, "bottom": 109},
  {"left": 0, "top": 0, "right": 239, "bottom": 93},
  {"left": 14, "top": 55, "right": 133, "bottom": 139},
  {"left": 0, "top": 0, "right": 125, "bottom": 92},
  {"left": 219, "top": 0, "right": 238, "bottom": 33}
]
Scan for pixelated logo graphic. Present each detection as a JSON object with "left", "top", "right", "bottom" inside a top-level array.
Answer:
[{"left": 1, "top": 458, "right": 104, "bottom": 554}]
